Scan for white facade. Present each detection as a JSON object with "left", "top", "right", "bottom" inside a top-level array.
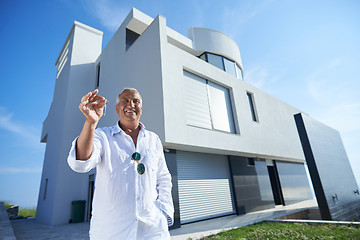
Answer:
[{"left": 37, "top": 8, "right": 311, "bottom": 225}]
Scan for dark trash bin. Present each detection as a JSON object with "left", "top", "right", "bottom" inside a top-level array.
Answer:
[{"left": 71, "top": 200, "right": 86, "bottom": 223}]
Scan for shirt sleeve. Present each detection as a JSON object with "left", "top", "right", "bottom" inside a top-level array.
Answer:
[
  {"left": 154, "top": 135, "right": 174, "bottom": 226},
  {"left": 67, "top": 129, "right": 103, "bottom": 173}
]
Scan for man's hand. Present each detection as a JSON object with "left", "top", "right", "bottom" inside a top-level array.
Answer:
[
  {"left": 76, "top": 89, "right": 107, "bottom": 160},
  {"left": 79, "top": 89, "right": 107, "bottom": 124}
]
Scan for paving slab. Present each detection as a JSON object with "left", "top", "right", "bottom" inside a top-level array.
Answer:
[
  {"left": 10, "top": 199, "right": 318, "bottom": 240},
  {"left": 11, "top": 218, "right": 90, "bottom": 240}
]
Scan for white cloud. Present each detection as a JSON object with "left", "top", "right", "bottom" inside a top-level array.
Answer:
[
  {"left": 303, "top": 58, "right": 360, "bottom": 185},
  {"left": 244, "top": 65, "right": 279, "bottom": 91},
  {"left": 305, "top": 58, "right": 360, "bottom": 132},
  {"left": 0, "top": 106, "right": 43, "bottom": 149},
  {"left": 0, "top": 167, "right": 42, "bottom": 174},
  {"left": 220, "top": 0, "right": 274, "bottom": 38},
  {"left": 327, "top": 57, "right": 341, "bottom": 68},
  {"left": 82, "top": 0, "right": 128, "bottom": 32}
]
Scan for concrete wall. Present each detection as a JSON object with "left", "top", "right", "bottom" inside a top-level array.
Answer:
[
  {"left": 161, "top": 27, "right": 305, "bottom": 163},
  {"left": 37, "top": 22, "right": 102, "bottom": 225},
  {"left": 95, "top": 11, "right": 166, "bottom": 142}
]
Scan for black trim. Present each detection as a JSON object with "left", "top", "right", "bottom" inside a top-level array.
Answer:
[
  {"left": 164, "top": 149, "right": 181, "bottom": 229},
  {"left": 228, "top": 156, "right": 240, "bottom": 215},
  {"left": 273, "top": 161, "right": 285, "bottom": 205},
  {"left": 294, "top": 113, "right": 332, "bottom": 220}
]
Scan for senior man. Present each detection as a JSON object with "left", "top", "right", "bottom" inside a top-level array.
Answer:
[{"left": 67, "top": 88, "right": 174, "bottom": 240}]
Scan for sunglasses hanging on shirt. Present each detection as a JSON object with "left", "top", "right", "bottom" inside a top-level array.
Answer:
[{"left": 132, "top": 152, "right": 145, "bottom": 175}]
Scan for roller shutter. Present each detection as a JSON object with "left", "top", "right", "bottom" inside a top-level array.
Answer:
[{"left": 177, "top": 151, "right": 235, "bottom": 223}]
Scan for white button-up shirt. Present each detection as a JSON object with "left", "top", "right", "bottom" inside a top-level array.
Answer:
[{"left": 67, "top": 123, "right": 174, "bottom": 239}]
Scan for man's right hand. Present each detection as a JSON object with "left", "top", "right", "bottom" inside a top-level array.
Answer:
[{"left": 79, "top": 89, "right": 107, "bottom": 124}]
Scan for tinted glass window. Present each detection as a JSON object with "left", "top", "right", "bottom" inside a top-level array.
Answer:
[
  {"left": 247, "top": 92, "right": 258, "bottom": 122},
  {"left": 207, "top": 53, "right": 224, "bottom": 70},
  {"left": 236, "top": 64, "right": 243, "bottom": 80},
  {"left": 223, "top": 58, "right": 236, "bottom": 77},
  {"left": 199, "top": 53, "right": 207, "bottom": 61}
]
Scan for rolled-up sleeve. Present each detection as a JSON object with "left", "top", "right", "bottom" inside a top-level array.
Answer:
[
  {"left": 67, "top": 130, "right": 103, "bottom": 173},
  {"left": 155, "top": 136, "right": 174, "bottom": 226}
]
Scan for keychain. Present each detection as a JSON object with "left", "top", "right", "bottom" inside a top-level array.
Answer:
[{"left": 103, "top": 100, "right": 108, "bottom": 116}]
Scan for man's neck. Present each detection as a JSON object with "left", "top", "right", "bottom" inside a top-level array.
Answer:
[{"left": 119, "top": 121, "right": 140, "bottom": 133}]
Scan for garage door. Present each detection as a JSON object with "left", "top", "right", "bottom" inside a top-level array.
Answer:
[{"left": 177, "top": 151, "right": 235, "bottom": 223}]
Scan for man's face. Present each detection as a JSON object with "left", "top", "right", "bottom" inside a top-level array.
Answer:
[{"left": 116, "top": 90, "right": 143, "bottom": 124}]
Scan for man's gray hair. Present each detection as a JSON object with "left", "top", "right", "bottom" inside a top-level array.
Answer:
[{"left": 116, "top": 88, "right": 142, "bottom": 105}]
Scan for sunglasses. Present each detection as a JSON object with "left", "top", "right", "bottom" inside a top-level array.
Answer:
[{"left": 132, "top": 152, "right": 145, "bottom": 175}]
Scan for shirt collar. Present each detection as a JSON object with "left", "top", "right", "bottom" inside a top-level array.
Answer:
[{"left": 111, "top": 121, "right": 145, "bottom": 136}]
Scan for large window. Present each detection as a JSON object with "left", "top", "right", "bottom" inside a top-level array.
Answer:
[
  {"left": 184, "top": 71, "right": 236, "bottom": 133},
  {"left": 199, "top": 52, "right": 243, "bottom": 80}
]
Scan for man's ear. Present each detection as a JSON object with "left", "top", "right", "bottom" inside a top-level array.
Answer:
[{"left": 115, "top": 104, "right": 119, "bottom": 114}]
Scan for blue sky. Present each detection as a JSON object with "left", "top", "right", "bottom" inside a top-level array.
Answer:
[{"left": 0, "top": 0, "right": 359, "bottom": 208}]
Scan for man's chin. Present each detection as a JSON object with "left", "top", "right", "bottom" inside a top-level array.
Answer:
[{"left": 123, "top": 115, "right": 138, "bottom": 121}]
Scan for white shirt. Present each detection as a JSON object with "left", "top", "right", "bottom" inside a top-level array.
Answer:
[{"left": 67, "top": 122, "right": 174, "bottom": 239}]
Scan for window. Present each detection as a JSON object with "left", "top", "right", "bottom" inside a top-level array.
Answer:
[
  {"left": 126, "top": 28, "right": 140, "bottom": 50},
  {"left": 247, "top": 92, "right": 258, "bottom": 122},
  {"left": 236, "top": 64, "right": 243, "bottom": 81},
  {"left": 184, "top": 71, "right": 212, "bottom": 129},
  {"left": 207, "top": 82, "right": 236, "bottom": 133},
  {"left": 248, "top": 158, "right": 255, "bottom": 166},
  {"left": 96, "top": 63, "right": 100, "bottom": 88},
  {"left": 207, "top": 53, "right": 224, "bottom": 70},
  {"left": 184, "top": 71, "right": 236, "bottom": 133},
  {"left": 199, "top": 52, "right": 243, "bottom": 80},
  {"left": 43, "top": 178, "right": 48, "bottom": 200},
  {"left": 223, "top": 58, "right": 237, "bottom": 77},
  {"left": 199, "top": 53, "right": 207, "bottom": 61}
]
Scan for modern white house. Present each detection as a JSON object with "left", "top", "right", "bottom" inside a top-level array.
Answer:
[{"left": 37, "top": 8, "right": 359, "bottom": 227}]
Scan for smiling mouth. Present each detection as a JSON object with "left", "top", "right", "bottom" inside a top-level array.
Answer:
[{"left": 125, "top": 109, "right": 136, "bottom": 114}]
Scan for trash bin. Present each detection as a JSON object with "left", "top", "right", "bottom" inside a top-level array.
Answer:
[{"left": 71, "top": 200, "right": 86, "bottom": 223}]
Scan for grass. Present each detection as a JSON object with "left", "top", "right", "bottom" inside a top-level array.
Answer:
[
  {"left": 18, "top": 208, "right": 36, "bottom": 217},
  {"left": 3, "top": 201, "right": 36, "bottom": 218},
  {"left": 189, "top": 221, "right": 360, "bottom": 240}
]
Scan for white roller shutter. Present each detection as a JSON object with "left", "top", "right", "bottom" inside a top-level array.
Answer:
[
  {"left": 183, "top": 71, "right": 212, "bottom": 129},
  {"left": 177, "top": 151, "right": 235, "bottom": 223}
]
